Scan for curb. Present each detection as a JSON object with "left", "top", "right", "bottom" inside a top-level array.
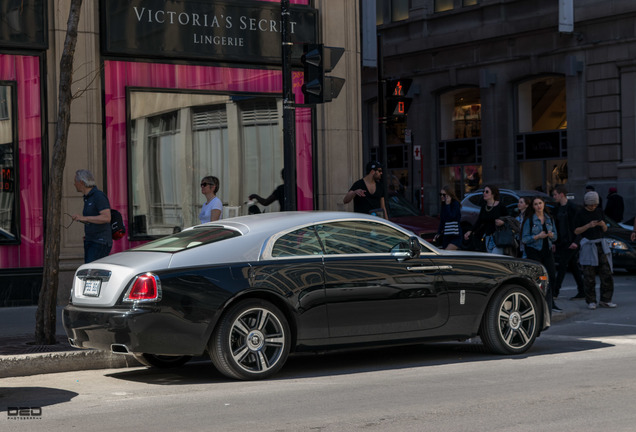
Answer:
[{"left": 0, "top": 350, "right": 141, "bottom": 379}]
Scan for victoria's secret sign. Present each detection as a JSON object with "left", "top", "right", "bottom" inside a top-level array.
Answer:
[{"left": 101, "top": 0, "right": 316, "bottom": 65}]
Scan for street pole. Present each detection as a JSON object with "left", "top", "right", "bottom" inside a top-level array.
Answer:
[
  {"left": 377, "top": 33, "right": 388, "bottom": 203},
  {"left": 281, "top": 0, "right": 297, "bottom": 211}
]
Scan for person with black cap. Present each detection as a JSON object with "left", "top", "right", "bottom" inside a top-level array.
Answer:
[
  {"left": 574, "top": 190, "right": 616, "bottom": 310},
  {"left": 343, "top": 161, "right": 388, "bottom": 219}
]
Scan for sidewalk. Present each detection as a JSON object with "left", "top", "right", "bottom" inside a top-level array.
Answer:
[
  {"left": 0, "top": 274, "right": 586, "bottom": 378},
  {"left": 0, "top": 305, "right": 138, "bottom": 378}
]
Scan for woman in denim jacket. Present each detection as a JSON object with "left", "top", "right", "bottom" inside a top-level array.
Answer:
[{"left": 522, "top": 196, "right": 560, "bottom": 312}]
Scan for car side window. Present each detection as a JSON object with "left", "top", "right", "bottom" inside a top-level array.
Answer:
[
  {"left": 501, "top": 193, "right": 518, "bottom": 209},
  {"left": 316, "top": 221, "right": 410, "bottom": 255},
  {"left": 469, "top": 193, "right": 484, "bottom": 207},
  {"left": 272, "top": 226, "right": 323, "bottom": 257}
]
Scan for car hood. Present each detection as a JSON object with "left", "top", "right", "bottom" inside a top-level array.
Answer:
[{"left": 606, "top": 227, "right": 634, "bottom": 244}]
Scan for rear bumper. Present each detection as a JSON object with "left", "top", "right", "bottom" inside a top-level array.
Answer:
[{"left": 62, "top": 305, "right": 211, "bottom": 356}]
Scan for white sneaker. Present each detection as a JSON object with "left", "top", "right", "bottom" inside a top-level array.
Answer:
[
  {"left": 599, "top": 301, "right": 617, "bottom": 308},
  {"left": 588, "top": 302, "right": 597, "bottom": 310}
]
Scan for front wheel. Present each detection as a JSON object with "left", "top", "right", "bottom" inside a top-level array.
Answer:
[
  {"left": 209, "top": 299, "right": 291, "bottom": 380},
  {"left": 132, "top": 353, "right": 192, "bottom": 368},
  {"left": 480, "top": 284, "right": 539, "bottom": 355}
]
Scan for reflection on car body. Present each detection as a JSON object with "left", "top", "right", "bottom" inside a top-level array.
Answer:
[
  {"left": 63, "top": 211, "right": 550, "bottom": 380},
  {"left": 386, "top": 194, "right": 439, "bottom": 242}
]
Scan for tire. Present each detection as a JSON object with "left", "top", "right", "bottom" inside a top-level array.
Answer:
[
  {"left": 480, "top": 284, "right": 539, "bottom": 355},
  {"left": 132, "top": 353, "right": 192, "bottom": 368},
  {"left": 209, "top": 299, "right": 291, "bottom": 380}
]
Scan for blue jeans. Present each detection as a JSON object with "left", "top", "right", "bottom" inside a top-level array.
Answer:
[
  {"left": 485, "top": 235, "right": 504, "bottom": 255},
  {"left": 84, "top": 241, "right": 112, "bottom": 263}
]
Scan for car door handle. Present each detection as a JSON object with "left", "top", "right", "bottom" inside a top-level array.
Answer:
[{"left": 406, "top": 265, "right": 452, "bottom": 272}]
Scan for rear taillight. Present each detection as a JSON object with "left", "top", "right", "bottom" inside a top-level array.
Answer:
[{"left": 124, "top": 273, "right": 162, "bottom": 302}]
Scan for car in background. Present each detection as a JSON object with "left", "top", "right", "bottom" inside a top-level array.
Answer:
[
  {"left": 461, "top": 189, "right": 555, "bottom": 232},
  {"left": 461, "top": 189, "right": 636, "bottom": 271},
  {"left": 63, "top": 211, "right": 550, "bottom": 380},
  {"left": 386, "top": 193, "right": 439, "bottom": 242},
  {"left": 604, "top": 216, "right": 636, "bottom": 273}
]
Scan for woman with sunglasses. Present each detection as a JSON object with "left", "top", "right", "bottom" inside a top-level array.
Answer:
[
  {"left": 199, "top": 176, "right": 223, "bottom": 223},
  {"left": 434, "top": 185, "right": 462, "bottom": 250},
  {"left": 463, "top": 184, "right": 509, "bottom": 254}
]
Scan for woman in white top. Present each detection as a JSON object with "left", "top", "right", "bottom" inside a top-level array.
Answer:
[{"left": 199, "top": 176, "right": 223, "bottom": 223}]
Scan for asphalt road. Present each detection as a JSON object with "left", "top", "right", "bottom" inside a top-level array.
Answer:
[{"left": 3, "top": 273, "right": 636, "bottom": 432}]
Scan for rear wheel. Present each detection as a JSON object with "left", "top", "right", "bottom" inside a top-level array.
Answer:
[
  {"left": 132, "top": 353, "right": 192, "bottom": 368},
  {"left": 209, "top": 299, "right": 291, "bottom": 380},
  {"left": 480, "top": 284, "right": 539, "bottom": 354}
]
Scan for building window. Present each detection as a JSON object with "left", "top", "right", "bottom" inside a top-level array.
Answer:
[
  {"left": 516, "top": 76, "right": 567, "bottom": 192},
  {"left": 377, "top": 0, "right": 409, "bottom": 24},
  {"left": 435, "top": 0, "right": 478, "bottom": 12},
  {"left": 0, "top": 84, "right": 17, "bottom": 243},
  {"left": 440, "top": 88, "right": 481, "bottom": 140},
  {"left": 129, "top": 91, "right": 282, "bottom": 238},
  {"left": 435, "top": 0, "right": 454, "bottom": 12},
  {"left": 391, "top": 0, "right": 409, "bottom": 22},
  {"left": 438, "top": 87, "right": 482, "bottom": 198}
]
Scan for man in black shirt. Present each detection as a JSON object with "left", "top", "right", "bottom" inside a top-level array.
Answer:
[
  {"left": 249, "top": 169, "right": 285, "bottom": 211},
  {"left": 574, "top": 191, "right": 616, "bottom": 310},
  {"left": 343, "top": 161, "right": 388, "bottom": 219},
  {"left": 551, "top": 185, "right": 585, "bottom": 300}
]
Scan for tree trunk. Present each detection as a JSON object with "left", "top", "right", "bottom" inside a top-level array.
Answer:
[{"left": 35, "top": 0, "right": 84, "bottom": 345}]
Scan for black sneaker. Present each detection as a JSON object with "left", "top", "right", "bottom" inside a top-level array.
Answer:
[
  {"left": 552, "top": 303, "right": 563, "bottom": 312},
  {"left": 569, "top": 294, "right": 585, "bottom": 300}
]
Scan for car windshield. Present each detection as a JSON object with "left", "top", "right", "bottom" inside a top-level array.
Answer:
[
  {"left": 387, "top": 195, "right": 419, "bottom": 217},
  {"left": 132, "top": 226, "right": 241, "bottom": 252}
]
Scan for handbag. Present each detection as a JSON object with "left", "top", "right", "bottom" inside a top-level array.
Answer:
[{"left": 493, "top": 227, "right": 515, "bottom": 248}]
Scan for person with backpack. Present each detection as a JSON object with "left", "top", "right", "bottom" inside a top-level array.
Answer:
[
  {"left": 72, "top": 169, "right": 112, "bottom": 263},
  {"left": 521, "top": 195, "right": 560, "bottom": 313}
]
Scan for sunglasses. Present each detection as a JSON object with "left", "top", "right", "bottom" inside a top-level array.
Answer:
[
  {"left": 200, "top": 183, "right": 209, "bottom": 187},
  {"left": 440, "top": 193, "right": 447, "bottom": 197}
]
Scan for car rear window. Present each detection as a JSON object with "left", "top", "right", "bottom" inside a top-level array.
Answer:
[{"left": 131, "top": 226, "right": 241, "bottom": 252}]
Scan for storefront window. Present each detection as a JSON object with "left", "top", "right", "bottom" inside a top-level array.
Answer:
[
  {"left": 517, "top": 76, "right": 566, "bottom": 133},
  {"left": 517, "top": 76, "right": 567, "bottom": 192},
  {"left": 129, "top": 91, "right": 282, "bottom": 237},
  {"left": 0, "top": 84, "right": 17, "bottom": 242},
  {"left": 439, "top": 87, "right": 482, "bottom": 199},
  {"left": 440, "top": 88, "right": 481, "bottom": 140}
]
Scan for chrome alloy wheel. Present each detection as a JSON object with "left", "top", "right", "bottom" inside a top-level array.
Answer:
[
  {"left": 229, "top": 307, "right": 286, "bottom": 374},
  {"left": 497, "top": 291, "right": 537, "bottom": 350}
]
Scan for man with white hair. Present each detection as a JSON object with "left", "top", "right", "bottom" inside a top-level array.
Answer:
[
  {"left": 72, "top": 169, "right": 112, "bottom": 263},
  {"left": 573, "top": 191, "right": 616, "bottom": 310}
]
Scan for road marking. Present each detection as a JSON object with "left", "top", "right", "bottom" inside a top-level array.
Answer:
[
  {"left": 573, "top": 321, "right": 636, "bottom": 328},
  {"left": 544, "top": 333, "right": 636, "bottom": 345}
]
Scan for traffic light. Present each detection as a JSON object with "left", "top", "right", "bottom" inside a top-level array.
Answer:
[
  {"left": 386, "top": 79, "right": 413, "bottom": 117},
  {"left": 301, "top": 43, "right": 346, "bottom": 104}
]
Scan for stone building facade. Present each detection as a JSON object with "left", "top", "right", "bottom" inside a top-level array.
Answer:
[{"left": 364, "top": 0, "right": 636, "bottom": 219}]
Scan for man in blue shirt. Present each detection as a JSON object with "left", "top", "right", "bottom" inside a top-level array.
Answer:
[{"left": 72, "top": 169, "right": 112, "bottom": 263}]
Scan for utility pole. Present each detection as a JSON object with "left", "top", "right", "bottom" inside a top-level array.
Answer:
[
  {"left": 281, "top": 0, "right": 297, "bottom": 211},
  {"left": 377, "top": 33, "right": 388, "bottom": 201}
]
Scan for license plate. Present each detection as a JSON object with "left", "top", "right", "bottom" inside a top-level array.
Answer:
[{"left": 83, "top": 279, "right": 102, "bottom": 297}]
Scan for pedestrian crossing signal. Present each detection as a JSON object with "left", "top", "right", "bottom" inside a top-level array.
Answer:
[{"left": 386, "top": 79, "right": 413, "bottom": 116}]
